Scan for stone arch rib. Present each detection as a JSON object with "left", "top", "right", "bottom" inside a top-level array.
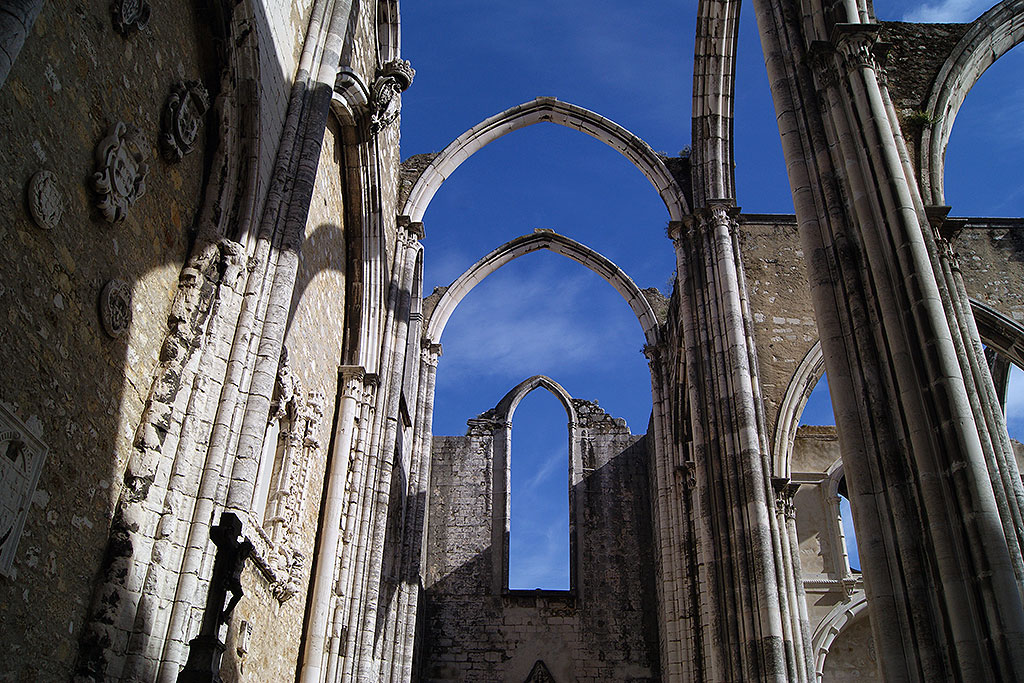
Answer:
[
  {"left": 920, "top": 0, "right": 1024, "bottom": 205},
  {"left": 494, "top": 375, "right": 578, "bottom": 426},
  {"left": 424, "top": 231, "right": 660, "bottom": 347},
  {"left": 811, "top": 591, "right": 870, "bottom": 680},
  {"left": 772, "top": 340, "right": 825, "bottom": 479},
  {"left": 772, "top": 299, "right": 1024, "bottom": 479},
  {"left": 402, "top": 97, "right": 689, "bottom": 222},
  {"left": 691, "top": 0, "right": 741, "bottom": 207}
]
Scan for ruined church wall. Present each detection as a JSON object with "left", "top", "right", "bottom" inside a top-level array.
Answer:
[
  {"left": 421, "top": 402, "right": 660, "bottom": 682},
  {"left": 219, "top": 3, "right": 405, "bottom": 676},
  {"left": 737, "top": 216, "right": 819, "bottom": 446},
  {"left": 0, "top": 1, "right": 214, "bottom": 677},
  {"left": 955, "top": 224, "right": 1024, "bottom": 324},
  {"left": 219, "top": 115, "right": 352, "bottom": 683}
]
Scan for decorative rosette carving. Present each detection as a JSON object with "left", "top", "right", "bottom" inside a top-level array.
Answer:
[
  {"left": 112, "top": 0, "right": 150, "bottom": 35},
  {"left": 100, "top": 279, "right": 132, "bottom": 338},
  {"left": 161, "top": 80, "right": 209, "bottom": 161},
  {"left": 26, "top": 171, "right": 64, "bottom": 230},
  {"left": 93, "top": 122, "right": 150, "bottom": 223},
  {"left": 370, "top": 59, "right": 415, "bottom": 134}
]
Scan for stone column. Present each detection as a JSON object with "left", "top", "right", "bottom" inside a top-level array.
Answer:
[
  {"left": 299, "top": 365, "right": 365, "bottom": 683},
  {"left": 387, "top": 340, "right": 440, "bottom": 682},
  {"left": 672, "top": 202, "right": 807, "bottom": 681},
  {"left": 0, "top": 0, "right": 44, "bottom": 89},
  {"left": 750, "top": 2, "right": 1024, "bottom": 679},
  {"left": 774, "top": 480, "right": 812, "bottom": 682},
  {"left": 930, "top": 211, "right": 1024, "bottom": 592}
]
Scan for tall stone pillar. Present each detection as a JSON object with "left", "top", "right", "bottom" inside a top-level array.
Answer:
[
  {"left": 750, "top": 2, "right": 1024, "bottom": 679},
  {"left": 672, "top": 202, "right": 810, "bottom": 681},
  {"left": 300, "top": 366, "right": 365, "bottom": 683}
]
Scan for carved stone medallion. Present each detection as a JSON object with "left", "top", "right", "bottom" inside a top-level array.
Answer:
[
  {"left": 0, "top": 405, "right": 48, "bottom": 577},
  {"left": 100, "top": 279, "right": 132, "bottom": 338},
  {"left": 161, "top": 80, "right": 209, "bottom": 161},
  {"left": 93, "top": 122, "right": 149, "bottom": 223},
  {"left": 26, "top": 171, "right": 63, "bottom": 230},
  {"left": 112, "top": 0, "right": 150, "bottom": 35}
]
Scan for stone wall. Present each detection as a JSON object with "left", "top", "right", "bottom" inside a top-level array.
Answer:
[
  {"left": 421, "top": 398, "right": 660, "bottom": 682},
  {"left": 738, "top": 215, "right": 819, "bottom": 442},
  {"left": 956, "top": 222, "right": 1024, "bottom": 322},
  {"left": 0, "top": 0, "right": 213, "bottom": 676}
]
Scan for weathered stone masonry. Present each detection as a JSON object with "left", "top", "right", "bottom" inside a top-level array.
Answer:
[{"left": 3, "top": 1, "right": 1024, "bottom": 681}]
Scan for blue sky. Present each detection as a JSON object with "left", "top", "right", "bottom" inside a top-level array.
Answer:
[{"left": 401, "top": 1, "right": 1024, "bottom": 589}]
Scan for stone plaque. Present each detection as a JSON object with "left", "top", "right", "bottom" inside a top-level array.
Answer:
[{"left": 0, "top": 404, "right": 48, "bottom": 576}]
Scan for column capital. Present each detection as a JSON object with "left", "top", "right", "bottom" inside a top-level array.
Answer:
[
  {"left": 338, "top": 364, "right": 365, "bottom": 381},
  {"left": 397, "top": 215, "right": 424, "bottom": 239}
]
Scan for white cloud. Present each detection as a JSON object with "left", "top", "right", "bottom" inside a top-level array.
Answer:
[
  {"left": 902, "top": 0, "right": 988, "bottom": 22},
  {"left": 519, "top": 446, "right": 569, "bottom": 497},
  {"left": 437, "top": 260, "right": 640, "bottom": 382}
]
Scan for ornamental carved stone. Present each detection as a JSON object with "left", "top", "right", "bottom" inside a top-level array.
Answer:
[
  {"left": 161, "top": 80, "right": 209, "bottom": 161},
  {"left": 111, "top": 0, "right": 150, "bottom": 35},
  {"left": 26, "top": 170, "right": 63, "bottom": 230},
  {"left": 93, "top": 122, "right": 149, "bottom": 223},
  {"left": 370, "top": 59, "right": 415, "bottom": 134},
  {"left": 99, "top": 279, "right": 132, "bottom": 338}
]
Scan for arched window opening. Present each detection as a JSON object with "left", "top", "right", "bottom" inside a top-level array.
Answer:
[
  {"left": 508, "top": 388, "right": 571, "bottom": 591},
  {"left": 942, "top": 42, "right": 1024, "bottom": 217}
]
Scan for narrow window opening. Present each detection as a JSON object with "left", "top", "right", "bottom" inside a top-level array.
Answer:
[
  {"left": 837, "top": 476, "right": 860, "bottom": 573},
  {"left": 799, "top": 372, "right": 835, "bottom": 427},
  {"left": 1003, "top": 362, "right": 1024, "bottom": 443},
  {"left": 253, "top": 415, "right": 284, "bottom": 528},
  {"left": 508, "top": 389, "right": 570, "bottom": 591}
]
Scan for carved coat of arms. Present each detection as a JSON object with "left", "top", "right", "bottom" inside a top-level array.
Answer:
[
  {"left": 93, "top": 122, "right": 149, "bottom": 223},
  {"left": 161, "top": 80, "right": 209, "bottom": 161}
]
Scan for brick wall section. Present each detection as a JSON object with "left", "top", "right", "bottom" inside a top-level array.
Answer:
[{"left": 421, "top": 399, "right": 660, "bottom": 682}]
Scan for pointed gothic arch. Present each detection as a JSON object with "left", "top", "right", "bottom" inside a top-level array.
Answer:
[
  {"left": 773, "top": 299, "right": 1024, "bottom": 480},
  {"left": 424, "top": 230, "right": 660, "bottom": 347},
  {"left": 919, "top": 0, "right": 1024, "bottom": 205},
  {"left": 487, "top": 376, "right": 581, "bottom": 594},
  {"left": 401, "top": 97, "right": 689, "bottom": 223}
]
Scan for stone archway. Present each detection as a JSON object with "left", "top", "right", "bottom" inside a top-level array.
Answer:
[
  {"left": 401, "top": 97, "right": 689, "bottom": 223},
  {"left": 424, "top": 230, "right": 660, "bottom": 346},
  {"left": 919, "top": 0, "right": 1024, "bottom": 205}
]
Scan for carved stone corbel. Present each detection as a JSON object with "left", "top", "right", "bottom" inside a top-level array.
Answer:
[{"left": 370, "top": 59, "right": 415, "bottom": 134}]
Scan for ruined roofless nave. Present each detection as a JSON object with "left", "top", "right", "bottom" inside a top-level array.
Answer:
[{"left": 2, "top": 0, "right": 1024, "bottom": 681}]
